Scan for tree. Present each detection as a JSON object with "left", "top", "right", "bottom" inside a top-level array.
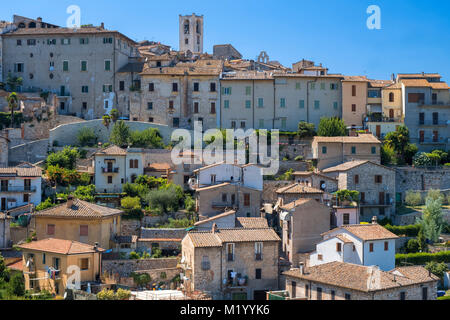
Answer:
[
  {"left": 129, "top": 128, "right": 164, "bottom": 149},
  {"left": 131, "top": 272, "right": 151, "bottom": 288},
  {"left": 413, "top": 152, "right": 432, "bottom": 167},
  {"left": 184, "top": 194, "right": 196, "bottom": 216},
  {"left": 73, "top": 185, "right": 96, "bottom": 202},
  {"left": 406, "top": 239, "right": 420, "bottom": 253},
  {"left": 417, "top": 196, "right": 445, "bottom": 243},
  {"left": 426, "top": 189, "right": 444, "bottom": 202},
  {"left": 102, "top": 115, "right": 111, "bottom": 129},
  {"left": 7, "top": 273, "right": 25, "bottom": 297},
  {"left": 7, "top": 92, "right": 19, "bottom": 128},
  {"left": 109, "top": 109, "right": 119, "bottom": 122},
  {"left": 122, "top": 183, "right": 149, "bottom": 198},
  {"left": 46, "top": 146, "right": 80, "bottom": 170},
  {"left": 417, "top": 226, "right": 428, "bottom": 252},
  {"left": 405, "top": 191, "right": 422, "bottom": 207},
  {"left": 385, "top": 126, "right": 418, "bottom": 165},
  {"left": 425, "top": 261, "right": 449, "bottom": 282},
  {"left": 0, "top": 254, "right": 9, "bottom": 281},
  {"left": 317, "top": 117, "right": 347, "bottom": 137},
  {"left": 403, "top": 143, "right": 419, "bottom": 165},
  {"left": 6, "top": 73, "right": 23, "bottom": 92},
  {"left": 144, "top": 186, "right": 181, "bottom": 215},
  {"left": 381, "top": 144, "right": 395, "bottom": 165},
  {"left": 297, "top": 122, "right": 316, "bottom": 138},
  {"left": 76, "top": 127, "right": 98, "bottom": 147},
  {"left": 110, "top": 120, "right": 131, "bottom": 147}
]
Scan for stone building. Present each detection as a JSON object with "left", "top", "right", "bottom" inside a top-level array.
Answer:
[
  {"left": 276, "top": 184, "right": 325, "bottom": 205},
  {"left": 0, "top": 134, "right": 9, "bottom": 166},
  {"left": 179, "top": 14, "right": 204, "bottom": 54},
  {"left": 283, "top": 262, "right": 439, "bottom": 300},
  {"left": 279, "top": 198, "right": 331, "bottom": 267},
  {"left": 213, "top": 44, "right": 242, "bottom": 61},
  {"left": 136, "top": 59, "right": 222, "bottom": 129},
  {"left": 1, "top": 16, "right": 138, "bottom": 119},
  {"left": 292, "top": 171, "right": 338, "bottom": 194},
  {"left": 311, "top": 134, "right": 381, "bottom": 171},
  {"left": 0, "top": 212, "right": 12, "bottom": 248},
  {"left": 181, "top": 225, "right": 281, "bottom": 300},
  {"left": 321, "top": 160, "right": 396, "bottom": 221}
]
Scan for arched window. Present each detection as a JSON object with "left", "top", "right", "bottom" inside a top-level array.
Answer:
[
  {"left": 28, "top": 22, "right": 36, "bottom": 28},
  {"left": 18, "top": 23, "right": 26, "bottom": 28},
  {"left": 184, "top": 20, "right": 190, "bottom": 34},
  {"left": 196, "top": 20, "right": 201, "bottom": 34},
  {"left": 389, "top": 92, "right": 394, "bottom": 102}
]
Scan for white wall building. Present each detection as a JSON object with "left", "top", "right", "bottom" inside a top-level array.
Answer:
[{"left": 309, "top": 219, "right": 398, "bottom": 271}]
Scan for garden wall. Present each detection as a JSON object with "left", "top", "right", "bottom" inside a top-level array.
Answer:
[{"left": 102, "top": 258, "right": 179, "bottom": 278}]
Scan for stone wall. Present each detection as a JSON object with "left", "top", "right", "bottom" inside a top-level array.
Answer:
[
  {"left": 396, "top": 167, "right": 450, "bottom": 201},
  {"left": 278, "top": 161, "right": 309, "bottom": 174},
  {"left": 394, "top": 209, "right": 450, "bottom": 226},
  {"left": 10, "top": 226, "right": 28, "bottom": 245},
  {"left": 8, "top": 139, "right": 49, "bottom": 165},
  {"left": 102, "top": 258, "right": 179, "bottom": 278},
  {"left": 262, "top": 181, "right": 292, "bottom": 203},
  {"left": 120, "top": 219, "right": 142, "bottom": 237},
  {"left": 49, "top": 119, "right": 190, "bottom": 147}
]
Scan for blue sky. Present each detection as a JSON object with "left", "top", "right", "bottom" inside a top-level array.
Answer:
[{"left": 2, "top": 0, "right": 450, "bottom": 80}]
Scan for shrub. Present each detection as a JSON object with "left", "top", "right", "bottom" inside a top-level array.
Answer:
[
  {"left": 297, "top": 122, "right": 316, "bottom": 138},
  {"left": 395, "top": 251, "right": 450, "bottom": 266},
  {"left": 77, "top": 127, "right": 98, "bottom": 147},
  {"left": 121, "top": 197, "right": 143, "bottom": 220},
  {"left": 294, "top": 155, "right": 304, "bottom": 161},
  {"left": 413, "top": 152, "right": 432, "bottom": 167},
  {"left": 129, "top": 128, "right": 164, "bottom": 149},
  {"left": 405, "top": 191, "right": 422, "bottom": 206},
  {"left": 110, "top": 120, "right": 131, "bottom": 147},
  {"left": 406, "top": 239, "right": 420, "bottom": 253},
  {"left": 336, "top": 190, "right": 359, "bottom": 203},
  {"left": 7, "top": 273, "right": 25, "bottom": 296},
  {"left": 97, "top": 289, "right": 116, "bottom": 300},
  {"left": 425, "top": 261, "right": 449, "bottom": 280},
  {"left": 317, "top": 117, "right": 347, "bottom": 137},
  {"left": 426, "top": 189, "right": 444, "bottom": 202},
  {"left": 115, "top": 288, "right": 131, "bottom": 300},
  {"left": 46, "top": 146, "right": 80, "bottom": 170},
  {"left": 73, "top": 185, "right": 96, "bottom": 202},
  {"left": 384, "top": 224, "right": 421, "bottom": 237}
]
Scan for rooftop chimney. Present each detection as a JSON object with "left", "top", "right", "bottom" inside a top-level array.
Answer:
[
  {"left": 372, "top": 216, "right": 378, "bottom": 224},
  {"left": 67, "top": 195, "right": 74, "bottom": 208},
  {"left": 100, "top": 22, "right": 105, "bottom": 29},
  {"left": 212, "top": 223, "right": 218, "bottom": 234},
  {"left": 94, "top": 242, "right": 99, "bottom": 251},
  {"left": 299, "top": 262, "right": 305, "bottom": 275}
]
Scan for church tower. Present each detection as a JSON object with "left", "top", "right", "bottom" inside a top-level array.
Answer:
[{"left": 179, "top": 13, "right": 203, "bottom": 53}]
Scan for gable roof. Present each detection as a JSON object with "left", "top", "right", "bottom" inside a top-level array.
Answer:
[
  {"left": 235, "top": 217, "right": 269, "bottom": 229},
  {"left": 291, "top": 171, "right": 338, "bottom": 181},
  {"left": 321, "top": 160, "right": 395, "bottom": 173},
  {"left": 194, "top": 210, "right": 236, "bottom": 226},
  {"left": 280, "top": 198, "right": 319, "bottom": 211},
  {"left": 18, "top": 238, "right": 104, "bottom": 255},
  {"left": 322, "top": 223, "right": 399, "bottom": 241},
  {"left": 276, "top": 183, "right": 324, "bottom": 194},
  {"left": 313, "top": 135, "right": 381, "bottom": 144},
  {"left": 187, "top": 228, "right": 280, "bottom": 248},
  {"left": 34, "top": 199, "right": 123, "bottom": 220},
  {"left": 283, "top": 262, "right": 438, "bottom": 293},
  {"left": 94, "top": 145, "right": 127, "bottom": 156},
  {"left": 0, "top": 166, "right": 42, "bottom": 177}
]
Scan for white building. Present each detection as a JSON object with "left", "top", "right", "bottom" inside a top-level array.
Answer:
[
  {"left": 93, "top": 145, "right": 144, "bottom": 193},
  {"left": 309, "top": 218, "right": 398, "bottom": 271},
  {"left": 0, "top": 164, "right": 42, "bottom": 211}
]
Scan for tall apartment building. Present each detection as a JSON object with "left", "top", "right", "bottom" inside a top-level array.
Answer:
[
  {"left": 1, "top": 16, "right": 138, "bottom": 119},
  {"left": 341, "top": 76, "right": 369, "bottom": 127},
  {"left": 398, "top": 73, "right": 450, "bottom": 152},
  {"left": 179, "top": 14, "right": 203, "bottom": 54},
  {"left": 220, "top": 71, "right": 343, "bottom": 131}
]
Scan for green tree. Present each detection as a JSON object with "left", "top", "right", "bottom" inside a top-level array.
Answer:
[
  {"left": 426, "top": 189, "right": 444, "bottom": 202},
  {"left": 110, "top": 120, "right": 131, "bottom": 147},
  {"left": 6, "top": 72, "right": 23, "bottom": 91},
  {"left": 144, "top": 186, "right": 181, "bottom": 215},
  {"left": 110, "top": 109, "right": 119, "bottom": 122},
  {"left": 381, "top": 144, "right": 395, "bottom": 165},
  {"left": 413, "top": 152, "right": 432, "bottom": 167},
  {"left": 7, "top": 273, "right": 25, "bottom": 297},
  {"left": 417, "top": 227, "right": 428, "bottom": 252},
  {"left": 46, "top": 146, "right": 80, "bottom": 170},
  {"left": 102, "top": 115, "right": 111, "bottom": 129},
  {"left": 129, "top": 128, "right": 164, "bottom": 149},
  {"left": 131, "top": 272, "right": 151, "bottom": 288},
  {"left": 385, "top": 126, "right": 418, "bottom": 165},
  {"left": 297, "top": 121, "right": 316, "bottom": 138},
  {"left": 122, "top": 183, "right": 149, "bottom": 198},
  {"left": 406, "top": 239, "right": 420, "bottom": 253},
  {"left": 417, "top": 196, "right": 445, "bottom": 243},
  {"left": 317, "top": 117, "right": 347, "bottom": 137},
  {"left": 7, "top": 92, "right": 19, "bottom": 128},
  {"left": 73, "top": 185, "right": 96, "bottom": 202},
  {"left": 76, "top": 127, "right": 98, "bottom": 147},
  {"left": 0, "top": 254, "right": 10, "bottom": 281},
  {"left": 425, "top": 261, "right": 448, "bottom": 282},
  {"left": 405, "top": 191, "right": 422, "bottom": 207}
]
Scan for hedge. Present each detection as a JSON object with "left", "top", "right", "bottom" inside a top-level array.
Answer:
[
  {"left": 384, "top": 224, "right": 421, "bottom": 237},
  {"left": 437, "top": 296, "right": 450, "bottom": 300},
  {"left": 396, "top": 251, "right": 450, "bottom": 266}
]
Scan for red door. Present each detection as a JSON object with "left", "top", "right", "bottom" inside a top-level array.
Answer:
[
  {"left": 376, "top": 125, "right": 381, "bottom": 138},
  {"left": 419, "top": 131, "right": 425, "bottom": 143}
]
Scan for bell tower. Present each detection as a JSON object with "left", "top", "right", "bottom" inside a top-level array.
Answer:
[{"left": 179, "top": 13, "right": 203, "bottom": 53}]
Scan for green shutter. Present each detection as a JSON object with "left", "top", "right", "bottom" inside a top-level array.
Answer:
[{"left": 299, "top": 100, "right": 305, "bottom": 109}]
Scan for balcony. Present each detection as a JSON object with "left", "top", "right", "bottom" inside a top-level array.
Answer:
[
  {"left": 367, "top": 116, "right": 403, "bottom": 123},
  {"left": 212, "top": 202, "right": 235, "bottom": 208},
  {"left": 418, "top": 120, "right": 448, "bottom": 127},
  {"left": 419, "top": 101, "right": 450, "bottom": 108},
  {"left": 417, "top": 137, "right": 448, "bottom": 145},
  {"left": 360, "top": 200, "right": 392, "bottom": 207},
  {"left": 0, "top": 186, "right": 37, "bottom": 193},
  {"left": 101, "top": 167, "right": 119, "bottom": 173}
]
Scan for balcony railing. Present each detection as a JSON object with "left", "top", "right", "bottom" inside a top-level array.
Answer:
[
  {"left": 102, "top": 167, "right": 119, "bottom": 173},
  {"left": 212, "top": 202, "right": 235, "bottom": 208},
  {"left": 255, "top": 253, "right": 263, "bottom": 261},
  {"left": 418, "top": 120, "right": 448, "bottom": 126},
  {"left": 419, "top": 101, "right": 450, "bottom": 107},
  {"left": 0, "top": 186, "right": 37, "bottom": 192},
  {"left": 417, "top": 137, "right": 448, "bottom": 144}
]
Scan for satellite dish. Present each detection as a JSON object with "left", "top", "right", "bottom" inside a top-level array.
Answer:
[{"left": 321, "top": 183, "right": 326, "bottom": 190}]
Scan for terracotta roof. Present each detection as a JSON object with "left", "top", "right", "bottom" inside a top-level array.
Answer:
[
  {"left": 342, "top": 76, "right": 369, "bottom": 82},
  {"left": 384, "top": 82, "right": 402, "bottom": 89},
  {"left": 6, "top": 259, "right": 23, "bottom": 272},
  {"left": 0, "top": 166, "right": 42, "bottom": 177},
  {"left": 280, "top": 198, "right": 314, "bottom": 211},
  {"left": 18, "top": 238, "right": 104, "bottom": 255},
  {"left": 141, "top": 59, "right": 223, "bottom": 76},
  {"left": 195, "top": 182, "right": 231, "bottom": 192},
  {"left": 283, "top": 262, "right": 438, "bottom": 292},
  {"left": 323, "top": 223, "right": 399, "bottom": 241},
  {"left": 276, "top": 183, "right": 324, "bottom": 194},
  {"left": 321, "top": 160, "right": 395, "bottom": 173},
  {"left": 138, "top": 238, "right": 182, "bottom": 242},
  {"left": 272, "top": 73, "right": 344, "bottom": 79},
  {"left": 34, "top": 199, "right": 123, "bottom": 219},
  {"left": 222, "top": 71, "right": 274, "bottom": 80},
  {"left": 95, "top": 145, "right": 127, "bottom": 156},
  {"left": 313, "top": 135, "right": 381, "bottom": 144},
  {"left": 397, "top": 73, "right": 441, "bottom": 79},
  {"left": 145, "top": 163, "right": 172, "bottom": 171},
  {"left": 187, "top": 228, "right": 280, "bottom": 247},
  {"left": 369, "top": 80, "right": 394, "bottom": 88},
  {"left": 401, "top": 79, "right": 433, "bottom": 87},
  {"left": 430, "top": 82, "right": 450, "bottom": 90},
  {"left": 335, "top": 234, "right": 354, "bottom": 244},
  {"left": 194, "top": 210, "right": 236, "bottom": 226},
  {"left": 235, "top": 217, "right": 269, "bottom": 229}
]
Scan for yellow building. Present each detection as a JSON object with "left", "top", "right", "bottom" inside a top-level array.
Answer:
[
  {"left": 33, "top": 197, "right": 122, "bottom": 250},
  {"left": 19, "top": 238, "right": 104, "bottom": 295}
]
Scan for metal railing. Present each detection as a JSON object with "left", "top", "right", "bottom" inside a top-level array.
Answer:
[
  {"left": 101, "top": 167, "right": 119, "bottom": 173},
  {"left": 0, "top": 186, "right": 37, "bottom": 192},
  {"left": 418, "top": 120, "right": 448, "bottom": 126}
]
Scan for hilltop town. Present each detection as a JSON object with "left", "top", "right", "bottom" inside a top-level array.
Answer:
[{"left": 0, "top": 13, "right": 449, "bottom": 301}]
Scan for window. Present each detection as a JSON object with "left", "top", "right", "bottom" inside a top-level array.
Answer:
[
  {"left": 345, "top": 293, "right": 351, "bottom": 300},
  {"left": 80, "top": 225, "right": 88, "bottom": 237},
  {"left": 210, "top": 83, "right": 216, "bottom": 92},
  {"left": 82, "top": 86, "right": 89, "bottom": 93},
  {"left": 314, "top": 100, "right": 320, "bottom": 109},
  {"left": 299, "top": 100, "right": 305, "bottom": 109},
  {"left": 422, "top": 287, "right": 428, "bottom": 300},
  {"left": 352, "top": 85, "right": 356, "bottom": 96},
  {"left": 245, "top": 100, "right": 251, "bottom": 109},
  {"left": 384, "top": 241, "right": 389, "bottom": 251},
  {"left": 63, "top": 60, "right": 69, "bottom": 72},
  {"left": 81, "top": 60, "right": 88, "bottom": 72},
  {"left": 223, "top": 87, "right": 232, "bottom": 95},
  {"left": 369, "top": 243, "right": 374, "bottom": 252},
  {"left": 331, "top": 83, "right": 338, "bottom": 90},
  {"left": 224, "top": 100, "right": 230, "bottom": 109},
  {"left": 351, "top": 146, "right": 356, "bottom": 154},
  {"left": 193, "top": 102, "right": 199, "bottom": 113},
  {"left": 255, "top": 269, "right": 262, "bottom": 280},
  {"left": 16, "top": 40, "right": 22, "bottom": 46},
  {"left": 259, "top": 119, "right": 264, "bottom": 129},
  {"left": 408, "top": 93, "right": 425, "bottom": 103},
  {"left": 104, "top": 100, "right": 109, "bottom": 109},
  {"left": 82, "top": 102, "right": 87, "bottom": 110},
  {"left": 334, "top": 102, "right": 338, "bottom": 110},
  {"left": 105, "top": 60, "right": 111, "bottom": 71},
  {"left": 419, "top": 112, "right": 425, "bottom": 125},
  {"left": 240, "top": 121, "right": 246, "bottom": 129},
  {"left": 147, "top": 102, "right": 153, "bottom": 110},
  {"left": 53, "top": 257, "right": 60, "bottom": 270},
  {"left": 245, "top": 86, "right": 251, "bottom": 95},
  {"left": 360, "top": 192, "right": 365, "bottom": 202},
  {"left": 173, "top": 118, "right": 179, "bottom": 128},
  {"left": 331, "top": 290, "right": 336, "bottom": 300},
  {"left": 149, "top": 83, "right": 154, "bottom": 92},
  {"left": 322, "top": 146, "right": 327, "bottom": 154},
  {"left": 169, "top": 100, "right": 174, "bottom": 109},
  {"left": 23, "top": 194, "right": 30, "bottom": 203},
  {"left": 320, "top": 83, "right": 325, "bottom": 90},
  {"left": 227, "top": 243, "right": 234, "bottom": 261},
  {"left": 372, "top": 146, "right": 377, "bottom": 154},
  {"left": 354, "top": 175, "right": 359, "bottom": 184},
  {"left": 244, "top": 193, "right": 250, "bottom": 207},
  {"left": 280, "top": 98, "right": 286, "bottom": 108},
  {"left": 80, "top": 38, "right": 89, "bottom": 45},
  {"left": 103, "top": 37, "right": 113, "bottom": 44},
  {"left": 343, "top": 213, "right": 350, "bottom": 225},
  {"left": 281, "top": 118, "right": 287, "bottom": 129},
  {"left": 27, "top": 39, "right": 36, "bottom": 46},
  {"left": 305, "top": 285, "right": 310, "bottom": 298},
  {"left": 336, "top": 243, "right": 342, "bottom": 252},
  {"left": 47, "top": 224, "right": 55, "bottom": 235},
  {"left": 295, "top": 82, "right": 301, "bottom": 90},
  {"left": 61, "top": 38, "right": 71, "bottom": 45},
  {"left": 375, "top": 175, "right": 383, "bottom": 184},
  {"left": 400, "top": 292, "right": 406, "bottom": 300},
  {"left": 107, "top": 176, "right": 113, "bottom": 184},
  {"left": 80, "top": 258, "right": 89, "bottom": 271},
  {"left": 221, "top": 193, "right": 227, "bottom": 202},
  {"left": 129, "top": 159, "right": 139, "bottom": 169},
  {"left": 433, "top": 112, "right": 439, "bottom": 125},
  {"left": 352, "top": 104, "right": 356, "bottom": 112},
  {"left": 148, "top": 117, "right": 154, "bottom": 123},
  {"left": 103, "top": 85, "right": 112, "bottom": 93},
  {"left": 258, "top": 98, "right": 264, "bottom": 108},
  {"left": 172, "top": 83, "right": 178, "bottom": 92},
  {"left": 433, "top": 131, "right": 439, "bottom": 142},
  {"left": 310, "top": 83, "right": 316, "bottom": 90},
  {"left": 389, "top": 92, "right": 395, "bottom": 102},
  {"left": 292, "top": 281, "right": 297, "bottom": 298},
  {"left": 317, "top": 287, "right": 322, "bottom": 300},
  {"left": 255, "top": 242, "right": 263, "bottom": 260},
  {"left": 119, "top": 81, "right": 125, "bottom": 91},
  {"left": 318, "top": 254, "right": 323, "bottom": 261},
  {"left": 14, "top": 63, "right": 24, "bottom": 73},
  {"left": 42, "top": 253, "right": 46, "bottom": 265},
  {"left": 201, "top": 256, "right": 210, "bottom": 270},
  {"left": 193, "top": 82, "right": 199, "bottom": 92}
]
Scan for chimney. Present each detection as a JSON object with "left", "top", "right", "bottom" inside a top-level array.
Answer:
[
  {"left": 100, "top": 22, "right": 105, "bottom": 29},
  {"left": 67, "top": 195, "right": 74, "bottom": 208},
  {"left": 94, "top": 242, "right": 99, "bottom": 251},
  {"left": 299, "top": 262, "right": 305, "bottom": 275},
  {"left": 212, "top": 223, "right": 218, "bottom": 234},
  {"left": 372, "top": 216, "right": 378, "bottom": 224},
  {"left": 422, "top": 72, "right": 425, "bottom": 76}
]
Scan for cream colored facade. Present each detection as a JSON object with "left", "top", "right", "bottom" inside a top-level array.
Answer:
[
  {"left": 341, "top": 77, "right": 368, "bottom": 127},
  {"left": 179, "top": 14, "right": 203, "bottom": 54}
]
